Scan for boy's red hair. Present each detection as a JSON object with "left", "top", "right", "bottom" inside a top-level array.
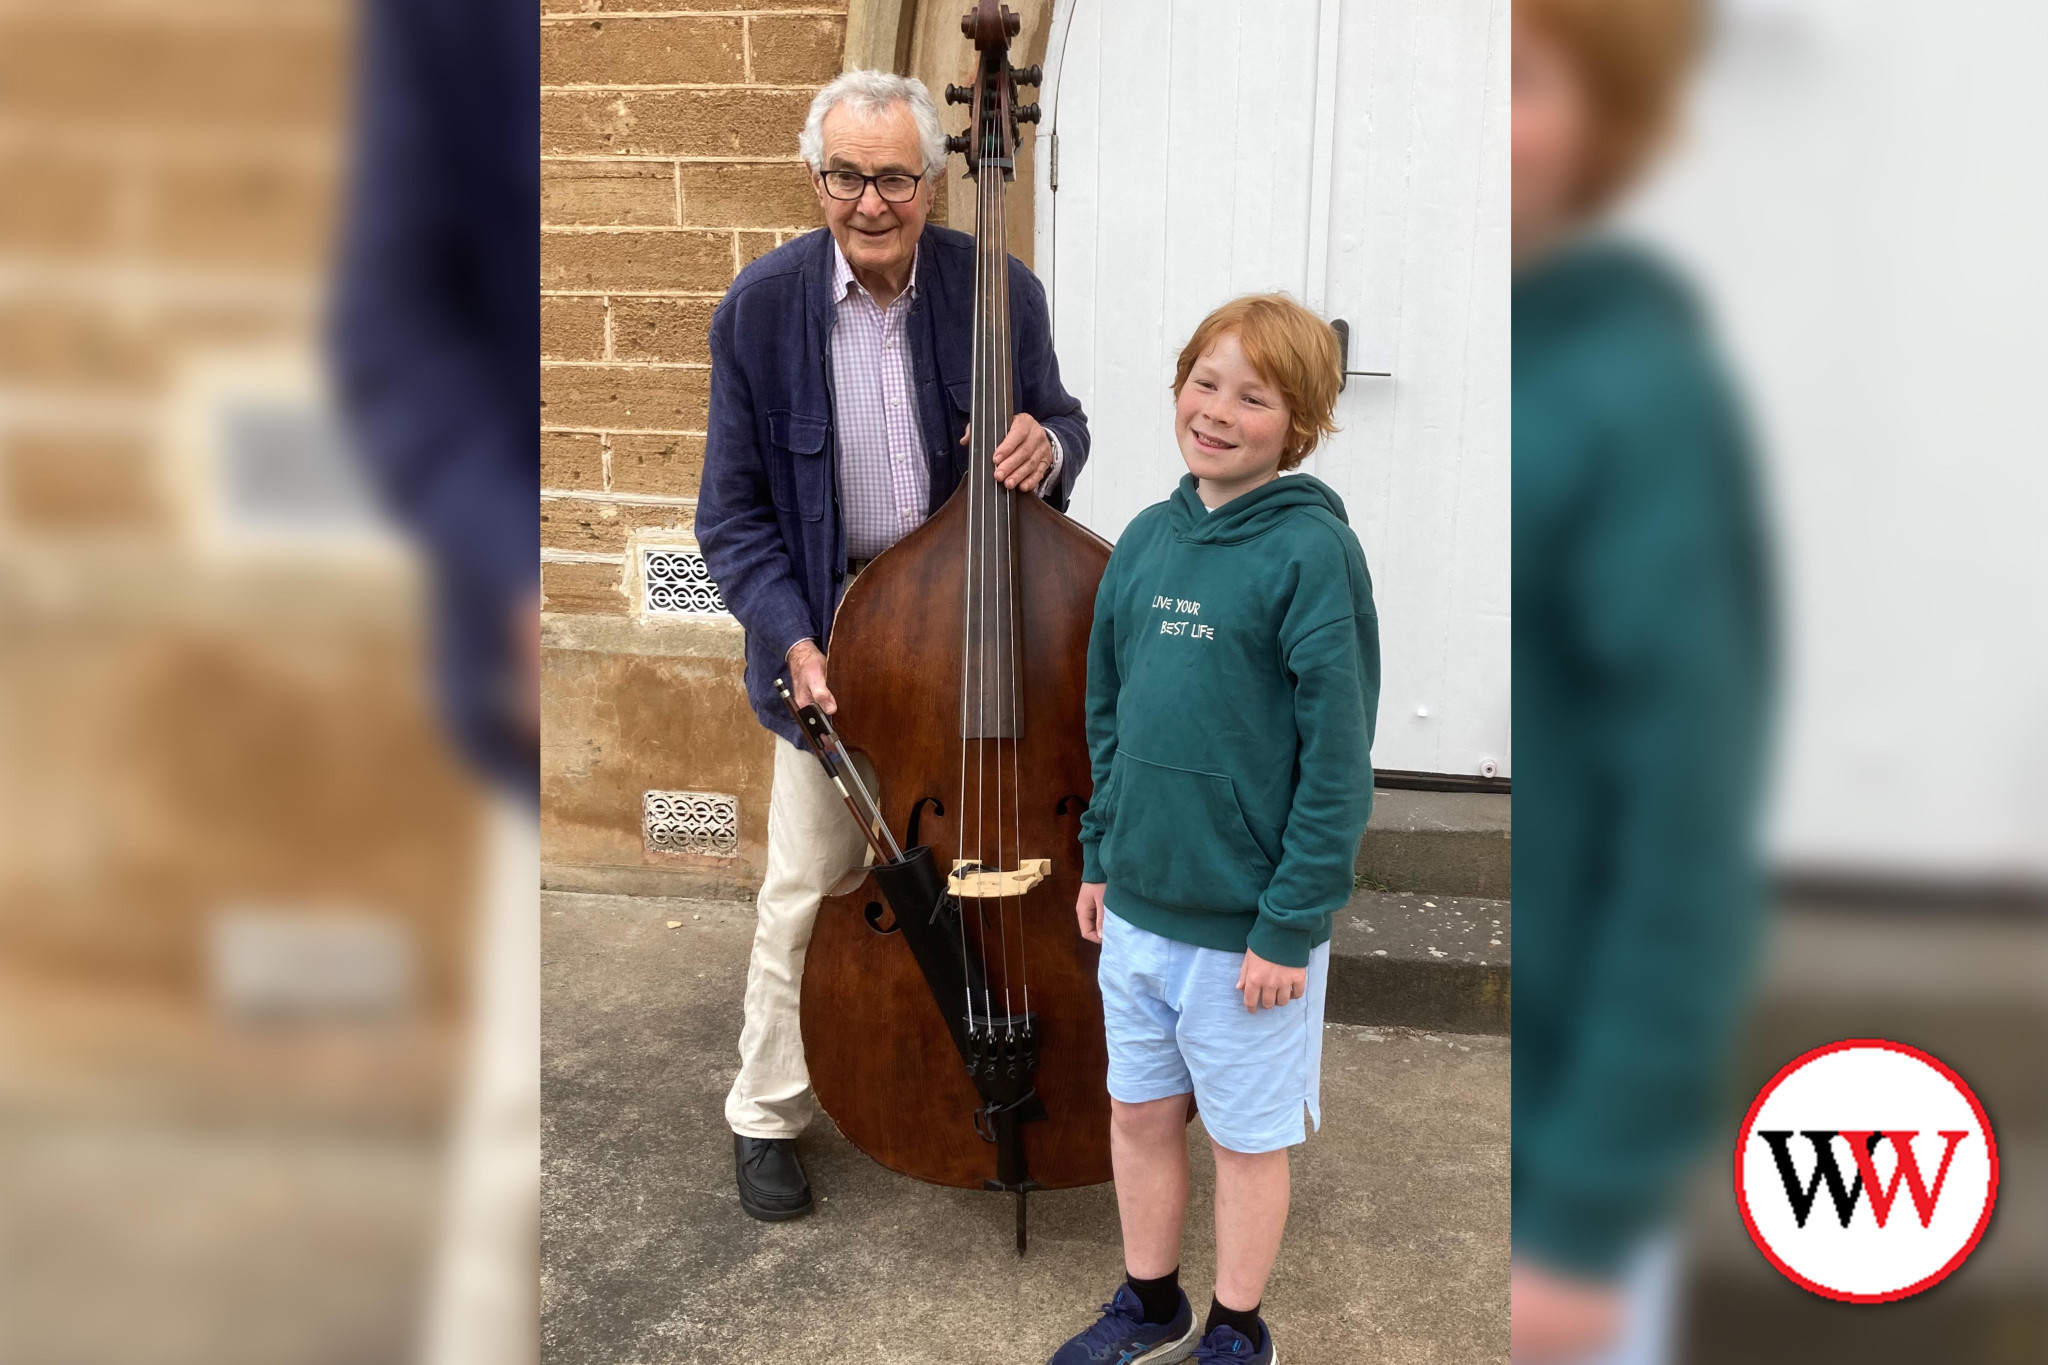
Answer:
[{"left": 1172, "top": 294, "right": 1342, "bottom": 471}]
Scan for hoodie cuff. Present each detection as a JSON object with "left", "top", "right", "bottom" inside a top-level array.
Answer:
[
  {"left": 1246, "top": 917, "right": 1313, "bottom": 969},
  {"left": 1079, "top": 837, "right": 1106, "bottom": 885}
]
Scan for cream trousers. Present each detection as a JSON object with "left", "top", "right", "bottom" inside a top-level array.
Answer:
[{"left": 724, "top": 737, "right": 873, "bottom": 1138}]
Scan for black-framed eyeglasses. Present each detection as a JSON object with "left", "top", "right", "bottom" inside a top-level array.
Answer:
[{"left": 819, "top": 169, "right": 924, "bottom": 203}]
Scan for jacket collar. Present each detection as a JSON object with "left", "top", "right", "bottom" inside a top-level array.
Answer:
[{"left": 803, "top": 228, "right": 839, "bottom": 341}]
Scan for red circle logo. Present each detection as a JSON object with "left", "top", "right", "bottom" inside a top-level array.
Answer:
[{"left": 1734, "top": 1039, "right": 1998, "bottom": 1302}]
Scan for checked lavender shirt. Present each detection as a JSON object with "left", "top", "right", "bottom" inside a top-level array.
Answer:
[{"left": 828, "top": 238, "right": 1059, "bottom": 561}]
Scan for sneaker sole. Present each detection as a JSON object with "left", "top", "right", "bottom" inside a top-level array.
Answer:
[{"left": 1134, "top": 1319, "right": 1201, "bottom": 1364}]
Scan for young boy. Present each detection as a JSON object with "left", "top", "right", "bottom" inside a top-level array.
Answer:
[{"left": 1050, "top": 295, "right": 1379, "bottom": 1365}]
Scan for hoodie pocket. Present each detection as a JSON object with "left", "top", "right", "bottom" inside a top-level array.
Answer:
[{"left": 1103, "top": 752, "right": 1275, "bottom": 911}]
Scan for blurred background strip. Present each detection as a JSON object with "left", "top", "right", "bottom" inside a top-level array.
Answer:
[
  {"left": 1620, "top": 2, "right": 2048, "bottom": 1359},
  {"left": 0, "top": 0, "right": 493, "bottom": 1361}
]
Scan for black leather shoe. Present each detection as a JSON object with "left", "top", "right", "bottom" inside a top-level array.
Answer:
[{"left": 734, "top": 1134, "right": 814, "bottom": 1222}]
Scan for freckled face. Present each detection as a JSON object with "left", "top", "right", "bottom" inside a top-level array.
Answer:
[{"left": 1174, "top": 331, "right": 1292, "bottom": 496}]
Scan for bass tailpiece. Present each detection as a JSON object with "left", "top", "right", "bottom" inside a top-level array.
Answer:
[{"left": 868, "top": 846, "right": 1048, "bottom": 1254}]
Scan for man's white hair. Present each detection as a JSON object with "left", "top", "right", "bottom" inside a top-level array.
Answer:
[{"left": 798, "top": 70, "right": 948, "bottom": 180}]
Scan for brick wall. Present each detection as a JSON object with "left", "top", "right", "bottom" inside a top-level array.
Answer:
[
  {"left": 539, "top": 5, "right": 845, "bottom": 589},
  {"left": 540, "top": 3, "right": 852, "bottom": 893},
  {"left": 0, "top": 1, "right": 480, "bottom": 1044},
  {"left": 0, "top": 5, "right": 342, "bottom": 540}
]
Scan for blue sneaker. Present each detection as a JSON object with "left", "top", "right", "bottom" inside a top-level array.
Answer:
[
  {"left": 1048, "top": 1283, "right": 1200, "bottom": 1364},
  {"left": 1191, "top": 1322, "right": 1275, "bottom": 1364}
]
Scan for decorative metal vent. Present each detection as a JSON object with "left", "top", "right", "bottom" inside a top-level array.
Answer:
[
  {"left": 643, "top": 547, "right": 728, "bottom": 616},
  {"left": 644, "top": 790, "right": 739, "bottom": 857}
]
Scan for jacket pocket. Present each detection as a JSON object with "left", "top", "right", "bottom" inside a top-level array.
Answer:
[
  {"left": 1102, "top": 751, "right": 1275, "bottom": 911},
  {"left": 766, "top": 409, "right": 830, "bottom": 521}
]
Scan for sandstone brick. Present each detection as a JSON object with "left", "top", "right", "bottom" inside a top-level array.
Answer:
[
  {"left": 541, "top": 161, "right": 677, "bottom": 228},
  {"left": 542, "top": 558, "right": 628, "bottom": 615},
  {"left": 541, "top": 17, "right": 744, "bottom": 86},
  {"left": 542, "top": 365, "right": 709, "bottom": 432},
  {"left": 680, "top": 162, "right": 819, "bottom": 231},
  {"left": 159, "top": 300, "right": 304, "bottom": 347},
  {"left": 541, "top": 296, "right": 608, "bottom": 362},
  {"left": 0, "top": 151, "right": 120, "bottom": 256},
  {"left": 0, "top": 17, "right": 342, "bottom": 130},
  {"left": 540, "top": 649, "right": 771, "bottom": 878},
  {"left": 542, "top": 431, "right": 607, "bottom": 491},
  {"left": 5, "top": 430, "right": 164, "bottom": 532},
  {"left": 738, "top": 231, "right": 783, "bottom": 269},
  {"left": 541, "top": 496, "right": 694, "bottom": 555},
  {"left": 747, "top": 14, "right": 846, "bottom": 86},
  {"left": 0, "top": 298, "right": 165, "bottom": 391},
  {"left": 541, "top": 88, "right": 812, "bottom": 159},
  {"left": 609, "top": 298, "right": 714, "bottom": 365},
  {"left": 542, "top": 229, "right": 736, "bottom": 292},
  {"left": 145, "top": 157, "right": 334, "bottom": 268},
  {"left": 607, "top": 433, "right": 705, "bottom": 499},
  {"left": 1, "top": 618, "right": 479, "bottom": 1009}
]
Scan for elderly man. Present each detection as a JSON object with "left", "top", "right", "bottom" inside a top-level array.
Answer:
[{"left": 695, "top": 69, "right": 1090, "bottom": 1221}]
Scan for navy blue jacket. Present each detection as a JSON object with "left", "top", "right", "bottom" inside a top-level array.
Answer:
[
  {"left": 328, "top": 0, "right": 538, "bottom": 796},
  {"left": 695, "top": 225, "right": 1090, "bottom": 745}
]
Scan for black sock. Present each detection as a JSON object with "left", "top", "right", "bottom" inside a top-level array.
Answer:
[
  {"left": 1205, "top": 1298, "right": 1263, "bottom": 1345},
  {"left": 1125, "top": 1267, "right": 1181, "bottom": 1325}
]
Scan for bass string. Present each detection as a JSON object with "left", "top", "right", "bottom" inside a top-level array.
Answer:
[
  {"left": 988, "top": 129, "right": 1013, "bottom": 1034},
  {"left": 958, "top": 84, "right": 1034, "bottom": 1034},
  {"left": 997, "top": 133, "right": 1028, "bottom": 1027},
  {"left": 972, "top": 112, "right": 995, "bottom": 1030},
  {"left": 986, "top": 147, "right": 1001, "bottom": 1031},
  {"left": 955, "top": 111, "right": 979, "bottom": 1031}
]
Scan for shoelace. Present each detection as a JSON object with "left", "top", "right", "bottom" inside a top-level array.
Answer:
[
  {"left": 1195, "top": 1327, "right": 1254, "bottom": 1360},
  {"left": 1076, "top": 1296, "right": 1149, "bottom": 1358}
]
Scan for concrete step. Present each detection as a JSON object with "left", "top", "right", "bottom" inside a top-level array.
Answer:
[
  {"left": 1358, "top": 788, "right": 1512, "bottom": 900},
  {"left": 1327, "top": 889, "right": 1511, "bottom": 1035}
]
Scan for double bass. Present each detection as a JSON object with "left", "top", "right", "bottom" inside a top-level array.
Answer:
[{"left": 781, "top": 0, "right": 1113, "bottom": 1254}]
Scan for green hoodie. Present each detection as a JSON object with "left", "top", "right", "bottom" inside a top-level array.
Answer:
[{"left": 1078, "top": 472, "right": 1379, "bottom": 968}]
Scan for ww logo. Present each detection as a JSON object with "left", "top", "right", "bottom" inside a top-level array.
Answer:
[{"left": 1736, "top": 1040, "right": 1998, "bottom": 1303}]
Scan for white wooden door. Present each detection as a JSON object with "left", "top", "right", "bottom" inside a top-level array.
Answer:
[{"left": 1036, "top": 0, "right": 1510, "bottom": 779}]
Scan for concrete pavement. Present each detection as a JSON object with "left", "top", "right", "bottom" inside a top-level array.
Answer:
[{"left": 542, "top": 890, "right": 1508, "bottom": 1365}]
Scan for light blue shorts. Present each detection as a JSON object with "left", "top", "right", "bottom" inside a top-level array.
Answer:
[{"left": 1097, "top": 909, "right": 1331, "bottom": 1153}]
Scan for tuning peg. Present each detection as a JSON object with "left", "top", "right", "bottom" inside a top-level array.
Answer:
[
  {"left": 1014, "top": 64, "right": 1042, "bottom": 87},
  {"left": 945, "top": 133, "right": 971, "bottom": 155},
  {"left": 1014, "top": 103, "right": 1041, "bottom": 124},
  {"left": 945, "top": 83, "right": 973, "bottom": 105},
  {"left": 1005, "top": 9, "right": 1020, "bottom": 37}
]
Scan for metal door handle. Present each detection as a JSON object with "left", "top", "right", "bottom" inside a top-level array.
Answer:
[{"left": 1331, "top": 319, "right": 1392, "bottom": 390}]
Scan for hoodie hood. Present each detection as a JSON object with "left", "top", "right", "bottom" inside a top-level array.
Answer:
[{"left": 1168, "top": 471, "right": 1351, "bottom": 545}]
